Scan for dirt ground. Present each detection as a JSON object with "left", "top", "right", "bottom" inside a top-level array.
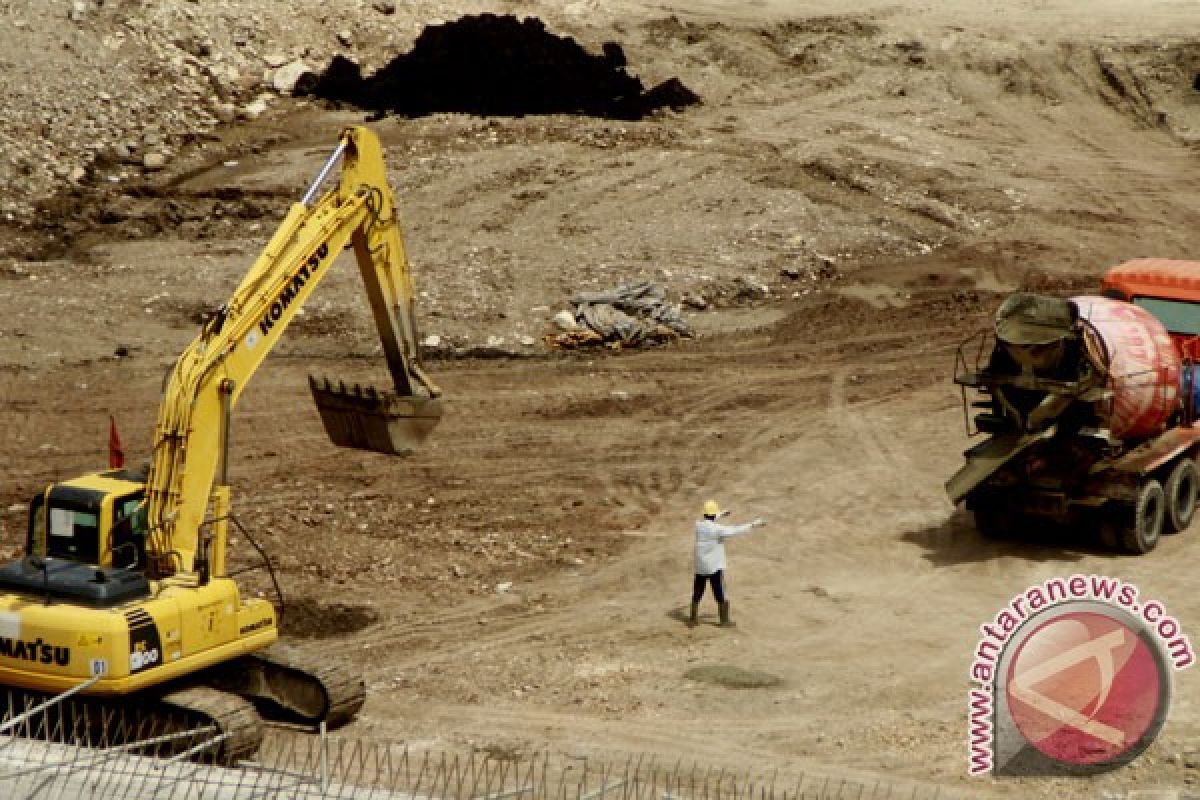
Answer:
[{"left": 5, "top": 0, "right": 1200, "bottom": 797}]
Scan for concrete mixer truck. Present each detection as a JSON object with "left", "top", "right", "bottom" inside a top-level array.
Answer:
[{"left": 946, "top": 259, "right": 1200, "bottom": 554}]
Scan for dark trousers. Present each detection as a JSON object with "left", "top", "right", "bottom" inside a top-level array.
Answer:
[{"left": 692, "top": 570, "right": 726, "bottom": 604}]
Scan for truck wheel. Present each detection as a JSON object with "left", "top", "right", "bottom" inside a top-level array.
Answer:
[
  {"left": 1121, "top": 480, "right": 1165, "bottom": 554},
  {"left": 1164, "top": 458, "right": 1198, "bottom": 533}
]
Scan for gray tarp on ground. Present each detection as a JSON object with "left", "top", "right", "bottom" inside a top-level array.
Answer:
[{"left": 570, "top": 281, "right": 692, "bottom": 345}]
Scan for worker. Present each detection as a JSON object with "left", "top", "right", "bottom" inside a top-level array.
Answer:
[{"left": 689, "top": 500, "right": 766, "bottom": 628}]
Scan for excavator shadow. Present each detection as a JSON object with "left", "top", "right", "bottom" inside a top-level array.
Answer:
[{"left": 900, "top": 509, "right": 1097, "bottom": 567}]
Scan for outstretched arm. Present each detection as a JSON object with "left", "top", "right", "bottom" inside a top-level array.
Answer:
[{"left": 716, "top": 519, "right": 766, "bottom": 539}]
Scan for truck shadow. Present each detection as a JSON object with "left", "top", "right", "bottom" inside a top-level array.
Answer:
[{"left": 900, "top": 509, "right": 1098, "bottom": 567}]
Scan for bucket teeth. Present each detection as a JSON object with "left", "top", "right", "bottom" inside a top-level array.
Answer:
[{"left": 309, "top": 375, "right": 442, "bottom": 455}]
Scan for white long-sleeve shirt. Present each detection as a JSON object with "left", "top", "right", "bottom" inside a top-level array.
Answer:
[{"left": 694, "top": 517, "right": 759, "bottom": 575}]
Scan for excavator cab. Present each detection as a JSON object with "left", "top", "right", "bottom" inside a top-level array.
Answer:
[
  {"left": 0, "top": 472, "right": 153, "bottom": 607},
  {"left": 23, "top": 472, "right": 148, "bottom": 569}
]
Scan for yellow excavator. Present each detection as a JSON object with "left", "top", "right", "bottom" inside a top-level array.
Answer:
[{"left": 0, "top": 126, "right": 442, "bottom": 758}]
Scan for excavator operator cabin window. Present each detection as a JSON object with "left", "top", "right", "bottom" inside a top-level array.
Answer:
[
  {"left": 43, "top": 486, "right": 103, "bottom": 564},
  {"left": 111, "top": 493, "right": 147, "bottom": 569},
  {"left": 47, "top": 506, "right": 100, "bottom": 563}
]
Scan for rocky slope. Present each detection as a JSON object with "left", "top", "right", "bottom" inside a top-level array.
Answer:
[{"left": 0, "top": 0, "right": 503, "bottom": 218}]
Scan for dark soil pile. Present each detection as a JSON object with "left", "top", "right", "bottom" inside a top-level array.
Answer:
[{"left": 299, "top": 14, "right": 701, "bottom": 120}]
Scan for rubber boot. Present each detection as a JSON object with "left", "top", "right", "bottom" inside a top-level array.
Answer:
[
  {"left": 718, "top": 601, "right": 735, "bottom": 628},
  {"left": 688, "top": 602, "right": 699, "bottom": 628}
]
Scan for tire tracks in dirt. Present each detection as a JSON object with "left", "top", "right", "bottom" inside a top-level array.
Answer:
[
  {"left": 346, "top": 331, "right": 963, "bottom": 678},
  {"left": 825, "top": 363, "right": 949, "bottom": 508}
]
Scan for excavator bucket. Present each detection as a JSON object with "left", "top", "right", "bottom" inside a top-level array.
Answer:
[{"left": 309, "top": 376, "right": 443, "bottom": 456}]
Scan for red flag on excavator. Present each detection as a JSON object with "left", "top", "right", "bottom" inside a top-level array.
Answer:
[{"left": 108, "top": 415, "right": 125, "bottom": 469}]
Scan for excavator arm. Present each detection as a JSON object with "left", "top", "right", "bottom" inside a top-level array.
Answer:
[{"left": 145, "top": 126, "right": 441, "bottom": 577}]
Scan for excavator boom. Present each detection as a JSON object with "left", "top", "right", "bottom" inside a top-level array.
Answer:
[
  {"left": 307, "top": 127, "right": 442, "bottom": 453},
  {"left": 147, "top": 125, "right": 441, "bottom": 576}
]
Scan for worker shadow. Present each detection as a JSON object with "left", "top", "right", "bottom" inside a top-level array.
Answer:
[
  {"left": 665, "top": 607, "right": 722, "bottom": 628},
  {"left": 900, "top": 509, "right": 1096, "bottom": 567},
  {"left": 665, "top": 607, "right": 689, "bottom": 625}
]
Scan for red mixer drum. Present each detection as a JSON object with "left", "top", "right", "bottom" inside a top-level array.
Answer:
[{"left": 1070, "top": 295, "right": 1181, "bottom": 440}]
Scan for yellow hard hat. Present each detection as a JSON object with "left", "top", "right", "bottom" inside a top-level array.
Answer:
[{"left": 703, "top": 500, "right": 720, "bottom": 517}]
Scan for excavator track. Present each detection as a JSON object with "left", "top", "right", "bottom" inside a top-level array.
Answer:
[
  {"left": 0, "top": 684, "right": 264, "bottom": 764},
  {"left": 0, "top": 644, "right": 362, "bottom": 761},
  {"left": 207, "top": 644, "right": 366, "bottom": 729},
  {"left": 158, "top": 685, "right": 264, "bottom": 763}
]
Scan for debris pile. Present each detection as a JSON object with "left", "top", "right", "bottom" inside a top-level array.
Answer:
[
  {"left": 550, "top": 282, "right": 693, "bottom": 349},
  {"left": 301, "top": 14, "right": 701, "bottom": 120}
]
